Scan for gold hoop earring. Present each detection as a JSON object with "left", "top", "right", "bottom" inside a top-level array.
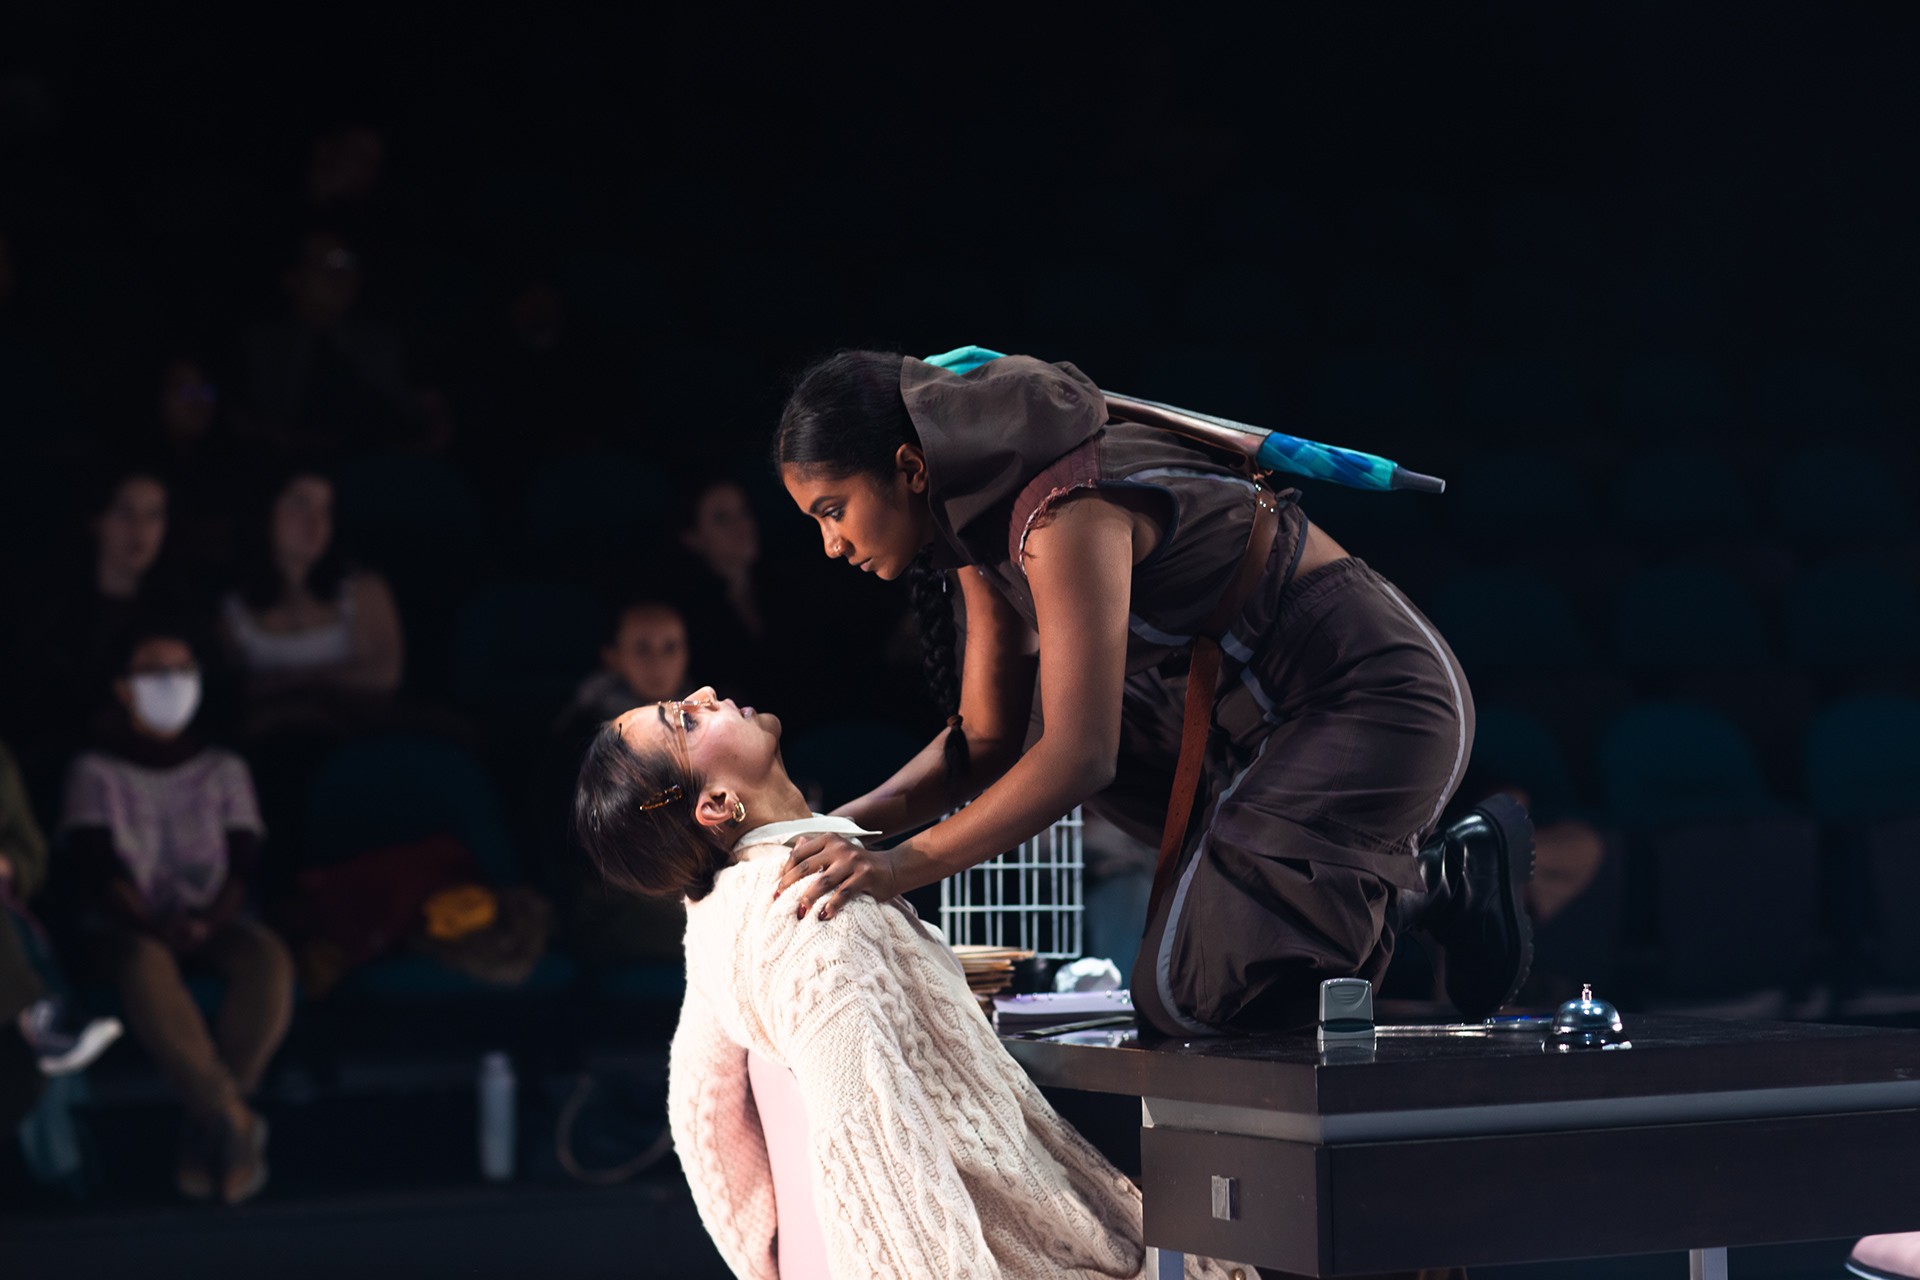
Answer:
[{"left": 731, "top": 798, "right": 747, "bottom": 825}]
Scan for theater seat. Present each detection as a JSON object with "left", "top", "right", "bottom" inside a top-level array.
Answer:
[
  {"left": 1783, "top": 558, "right": 1920, "bottom": 678},
  {"left": 1774, "top": 445, "right": 1914, "bottom": 551},
  {"left": 1804, "top": 697, "right": 1920, "bottom": 987},
  {"left": 1445, "top": 451, "right": 1594, "bottom": 551},
  {"left": 451, "top": 580, "right": 606, "bottom": 724},
  {"left": 1615, "top": 355, "right": 1735, "bottom": 441},
  {"left": 1464, "top": 704, "right": 1580, "bottom": 821},
  {"left": 302, "top": 735, "right": 573, "bottom": 1000},
  {"left": 336, "top": 455, "right": 489, "bottom": 698},
  {"left": 1613, "top": 562, "right": 1771, "bottom": 671},
  {"left": 524, "top": 453, "right": 670, "bottom": 556},
  {"left": 1803, "top": 695, "right": 1920, "bottom": 825},
  {"left": 1431, "top": 567, "right": 1591, "bottom": 678},
  {"left": 1598, "top": 703, "right": 1817, "bottom": 1000},
  {"left": 1645, "top": 814, "right": 1821, "bottom": 999},
  {"left": 1309, "top": 350, "right": 1442, "bottom": 438},
  {"left": 1613, "top": 448, "right": 1756, "bottom": 548},
  {"left": 336, "top": 454, "right": 486, "bottom": 556},
  {"left": 1598, "top": 701, "right": 1770, "bottom": 828},
  {"left": 1461, "top": 355, "right": 1594, "bottom": 442},
  {"left": 305, "top": 734, "right": 521, "bottom": 883},
  {"left": 1864, "top": 817, "right": 1920, "bottom": 984}
]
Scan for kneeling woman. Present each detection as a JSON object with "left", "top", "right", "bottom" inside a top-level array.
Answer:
[{"left": 575, "top": 687, "right": 1238, "bottom": 1280}]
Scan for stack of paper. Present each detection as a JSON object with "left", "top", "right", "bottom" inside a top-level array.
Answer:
[{"left": 951, "top": 945, "right": 1034, "bottom": 998}]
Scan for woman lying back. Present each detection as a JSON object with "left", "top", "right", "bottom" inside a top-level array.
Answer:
[{"left": 573, "top": 686, "right": 1244, "bottom": 1279}]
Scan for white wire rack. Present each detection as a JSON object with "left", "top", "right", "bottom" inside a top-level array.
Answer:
[{"left": 938, "top": 807, "right": 1084, "bottom": 959}]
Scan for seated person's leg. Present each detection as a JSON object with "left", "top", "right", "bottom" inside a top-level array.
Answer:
[
  {"left": 89, "top": 928, "right": 246, "bottom": 1127},
  {"left": 196, "top": 918, "right": 295, "bottom": 1095}
]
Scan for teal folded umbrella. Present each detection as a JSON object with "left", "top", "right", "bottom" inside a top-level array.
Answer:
[{"left": 923, "top": 345, "right": 1445, "bottom": 494}]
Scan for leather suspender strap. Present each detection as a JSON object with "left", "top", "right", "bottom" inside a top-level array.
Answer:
[{"left": 1149, "top": 491, "right": 1284, "bottom": 917}]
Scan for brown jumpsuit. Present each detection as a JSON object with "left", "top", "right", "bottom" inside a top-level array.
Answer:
[{"left": 904, "top": 355, "right": 1474, "bottom": 1036}]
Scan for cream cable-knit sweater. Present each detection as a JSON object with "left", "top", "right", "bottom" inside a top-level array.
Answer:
[{"left": 669, "top": 841, "right": 1243, "bottom": 1279}]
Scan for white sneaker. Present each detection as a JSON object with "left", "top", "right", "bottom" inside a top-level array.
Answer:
[{"left": 19, "top": 998, "right": 124, "bottom": 1076}]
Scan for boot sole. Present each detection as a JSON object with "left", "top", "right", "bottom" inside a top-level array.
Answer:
[
  {"left": 1474, "top": 793, "right": 1537, "bottom": 1013},
  {"left": 1443, "top": 794, "right": 1543, "bottom": 1013}
]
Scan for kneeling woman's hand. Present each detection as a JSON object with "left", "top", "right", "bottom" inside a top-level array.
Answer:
[{"left": 779, "top": 835, "right": 902, "bottom": 921}]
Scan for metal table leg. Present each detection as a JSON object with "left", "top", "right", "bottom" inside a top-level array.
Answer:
[{"left": 1691, "top": 1247, "right": 1729, "bottom": 1280}]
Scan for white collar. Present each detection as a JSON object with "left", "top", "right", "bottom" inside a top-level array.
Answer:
[{"left": 732, "top": 814, "right": 881, "bottom": 856}]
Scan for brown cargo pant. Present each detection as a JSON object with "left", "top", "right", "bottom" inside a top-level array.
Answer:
[{"left": 1113, "top": 557, "right": 1474, "bottom": 1037}]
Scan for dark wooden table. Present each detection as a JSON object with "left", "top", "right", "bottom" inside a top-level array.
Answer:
[{"left": 1003, "top": 1015, "right": 1920, "bottom": 1278}]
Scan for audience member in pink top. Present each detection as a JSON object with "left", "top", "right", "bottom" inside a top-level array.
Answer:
[{"left": 61, "top": 626, "right": 293, "bottom": 1207}]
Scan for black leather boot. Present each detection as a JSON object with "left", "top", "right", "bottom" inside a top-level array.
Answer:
[{"left": 1395, "top": 793, "right": 1537, "bottom": 1019}]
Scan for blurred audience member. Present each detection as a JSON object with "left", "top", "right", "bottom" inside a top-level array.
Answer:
[
  {"left": 553, "top": 599, "right": 690, "bottom": 741},
  {"left": 134, "top": 356, "right": 245, "bottom": 581},
  {"left": 60, "top": 628, "right": 291, "bottom": 1204},
  {"left": 305, "top": 127, "right": 386, "bottom": 221},
  {"left": 221, "top": 464, "right": 404, "bottom": 737},
  {"left": 3, "top": 738, "right": 122, "bottom": 1133},
  {"left": 10, "top": 466, "right": 192, "bottom": 795},
  {"left": 155, "top": 357, "right": 223, "bottom": 457},
  {"left": 454, "top": 276, "right": 610, "bottom": 486},
  {"left": 678, "top": 477, "right": 765, "bottom": 641},
  {"left": 671, "top": 476, "right": 798, "bottom": 712},
  {"left": 238, "top": 230, "right": 446, "bottom": 454},
  {"left": 541, "top": 599, "right": 692, "bottom": 967}
]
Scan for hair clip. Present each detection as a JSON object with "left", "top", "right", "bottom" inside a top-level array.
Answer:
[{"left": 639, "top": 784, "right": 685, "bottom": 812}]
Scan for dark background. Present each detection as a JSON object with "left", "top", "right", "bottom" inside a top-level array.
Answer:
[{"left": 2, "top": 4, "right": 1917, "bottom": 1274}]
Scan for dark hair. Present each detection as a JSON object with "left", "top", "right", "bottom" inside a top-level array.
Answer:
[
  {"left": 773, "top": 350, "right": 916, "bottom": 477},
  {"left": 671, "top": 473, "right": 750, "bottom": 537},
  {"left": 236, "top": 460, "right": 348, "bottom": 611},
  {"left": 573, "top": 721, "right": 730, "bottom": 901},
  {"left": 83, "top": 459, "right": 170, "bottom": 522},
  {"left": 114, "top": 617, "right": 199, "bottom": 677},
  {"left": 775, "top": 351, "right": 969, "bottom": 795},
  {"left": 604, "top": 596, "right": 685, "bottom": 644}
]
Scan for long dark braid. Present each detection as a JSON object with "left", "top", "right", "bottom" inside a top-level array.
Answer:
[{"left": 906, "top": 548, "right": 968, "bottom": 797}]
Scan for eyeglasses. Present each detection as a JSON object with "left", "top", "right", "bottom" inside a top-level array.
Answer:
[{"left": 638, "top": 695, "right": 716, "bottom": 812}]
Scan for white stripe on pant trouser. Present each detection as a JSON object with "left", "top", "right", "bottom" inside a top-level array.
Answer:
[
  {"left": 1149, "top": 586, "right": 1468, "bottom": 1036},
  {"left": 1152, "top": 733, "right": 1274, "bottom": 1035}
]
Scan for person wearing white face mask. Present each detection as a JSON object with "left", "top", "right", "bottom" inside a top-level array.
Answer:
[{"left": 60, "top": 627, "right": 293, "bottom": 1205}]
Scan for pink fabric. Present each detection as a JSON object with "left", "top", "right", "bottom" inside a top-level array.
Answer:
[
  {"left": 747, "top": 1050, "right": 829, "bottom": 1280},
  {"left": 61, "top": 749, "right": 262, "bottom": 914}
]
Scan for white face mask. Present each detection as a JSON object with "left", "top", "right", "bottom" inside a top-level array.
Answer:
[{"left": 129, "top": 671, "right": 201, "bottom": 735}]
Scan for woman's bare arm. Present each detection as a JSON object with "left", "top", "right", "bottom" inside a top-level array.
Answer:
[
  {"left": 241, "top": 571, "right": 406, "bottom": 699},
  {"left": 831, "top": 568, "right": 1037, "bottom": 837},
  {"left": 339, "top": 570, "right": 405, "bottom": 692},
  {"left": 787, "top": 496, "right": 1137, "bottom": 915}
]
